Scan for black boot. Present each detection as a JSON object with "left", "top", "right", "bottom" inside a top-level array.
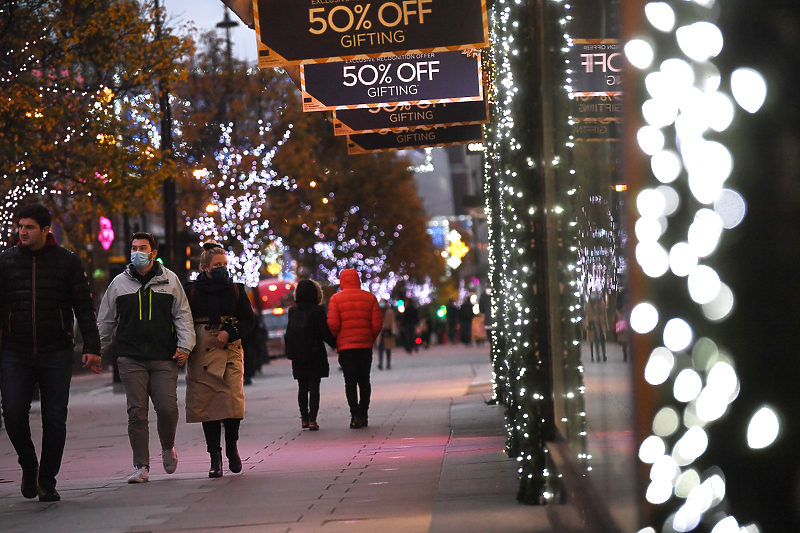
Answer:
[
  {"left": 227, "top": 443, "right": 242, "bottom": 473},
  {"left": 209, "top": 450, "right": 223, "bottom": 478},
  {"left": 21, "top": 466, "right": 38, "bottom": 499}
]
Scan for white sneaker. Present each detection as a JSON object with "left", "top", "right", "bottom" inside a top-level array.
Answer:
[
  {"left": 127, "top": 465, "right": 149, "bottom": 484},
  {"left": 162, "top": 447, "right": 178, "bottom": 474}
]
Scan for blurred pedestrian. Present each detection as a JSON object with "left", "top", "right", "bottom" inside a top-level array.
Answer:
[
  {"left": 401, "top": 298, "right": 419, "bottom": 353},
  {"left": 97, "top": 232, "right": 195, "bottom": 484},
  {"left": 0, "top": 204, "right": 102, "bottom": 502},
  {"left": 446, "top": 299, "right": 459, "bottom": 344},
  {"left": 479, "top": 288, "right": 494, "bottom": 355},
  {"left": 459, "top": 296, "right": 475, "bottom": 345},
  {"left": 327, "top": 269, "right": 382, "bottom": 429},
  {"left": 184, "top": 244, "right": 255, "bottom": 477},
  {"left": 419, "top": 304, "right": 432, "bottom": 349},
  {"left": 242, "top": 314, "right": 268, "bottom": 385},
  {"left": 615, "top": 288, "right": 629, "bottom": 363},
  {"left": 377, "top": 300, "right": 396, "bottom": 370},
  {"left": 586, "top": 291, "right": 608, "bottom": 363},
  {"left": 284, "top": 279, "right": 336, "bottom": 431}
]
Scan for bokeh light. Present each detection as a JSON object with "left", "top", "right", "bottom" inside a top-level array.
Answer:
[
  {"left": 676, "top": 22, "right": 723, "bottom": 62},
  {"left": 701, "top": 283, "right": 734, "bottom": 322},
  {"left": 640, "top": 435, "right": 667, "bottom": 463},
  {"left": 674, "top": 369, "right": 703, "bottom": 402},
  {"left": 637, "top": 241, "right": 670, "bottom": 277},
  {"left": 631, "top": 303, "right": 659, "bottom": 333},
  {"left": 645, "top": 347, "right": 675, "bottom": 385},
  {"left": 626, "top": 39, "right": 655, "bottom": 69},
  {"left": 669, "top": 243, "right": 698, "bottom": 277},
  {"left": 638, "top": 125, "right": 667, "bottom": 154},
  {"left": 645, "top": 2, "right": 676, "bottom": 32},
  {"left": 651, "top": 150, "right": 682, "bottom": 183},
  {"left": 731, "top": 68, "right": 767, "bottom": 113},
  {"left": 747, "top": 407, "right": 780, "bottom": 449},
  {"left": 664, "top": 318, "right": 693, "bottom": 352},
  {"left": 687, "top": 264, "right": 721, "bottom": 304},
  {"left": 653, "top": 407, "right": 680, "bottom": 437},
  {"left": 714, "top": 189, "right": 746, "bottom": 229}
]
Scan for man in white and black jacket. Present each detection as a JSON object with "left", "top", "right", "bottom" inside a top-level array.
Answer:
[
  {"left": 0, "top": 203, "right": 102, "bottom": 502},
  {"left": 97, "top": 231, "right": 195, "bottom": 485}
]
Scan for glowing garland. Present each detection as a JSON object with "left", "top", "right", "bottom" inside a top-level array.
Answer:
[
  {"left": 625, "top": 1, "right": 770, "bottom": 531},
  {"left": 487, "top": 0, "right": 557, "bottom": 504},
  {"left": 189, "top": 121, "right": 293, "bottom": 287},
  {"left": 1, "top": 83, "right": 165, "bottom": 245},
  {"left": 555, "top": 0, "right": 592, "bottom": 476}
]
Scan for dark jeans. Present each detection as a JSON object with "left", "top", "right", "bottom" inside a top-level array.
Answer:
[
  {"left": 297, "top": 376, "right": 322, "bottom": 421},
  {"left": 1, "top": 349, "right": 74, "bottom": 489},
  {"left": 589, "top": 323, "right": 607, "bottom": 361},
  {"left": 202, "top": 419, "right": 241, "bottom": 453},
  {"left": 338, "top": 349, "right": 372, "bottom": 418}
]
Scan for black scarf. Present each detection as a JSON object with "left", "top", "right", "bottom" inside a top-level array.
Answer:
[{"left": 193, "top": 271, "right": 233, "bottom": 327}]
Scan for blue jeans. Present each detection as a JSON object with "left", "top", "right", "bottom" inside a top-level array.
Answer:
[{"left": 1, "top": 349, "right": 74, "bottom": 489}]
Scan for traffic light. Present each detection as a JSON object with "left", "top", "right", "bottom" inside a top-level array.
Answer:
[{"left": 175, "top": 230, "right": 200, "bottom": 282}]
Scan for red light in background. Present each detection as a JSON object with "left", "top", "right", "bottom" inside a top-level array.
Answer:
[
  {"left": 268, "top": 284, "right": 278, "bottom": 292},
  {"left": 416, "top": 338, "right": 422, "bottom": 344}
]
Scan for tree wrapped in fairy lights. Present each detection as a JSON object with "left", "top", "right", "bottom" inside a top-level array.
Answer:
[{"left": 176, "top": 33, "right": 442, "bottom": 291}]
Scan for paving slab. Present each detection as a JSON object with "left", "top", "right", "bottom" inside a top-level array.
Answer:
[{"left": 1, "top": 345, "right": 553, "bottom": 533}]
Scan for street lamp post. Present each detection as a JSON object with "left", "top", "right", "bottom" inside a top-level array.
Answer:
[
  {"left": 216, "top": 7, "right": 239, "bottom": 71},
  {"left": 155, "top": 0, "right": 176, "bottom": 269}
]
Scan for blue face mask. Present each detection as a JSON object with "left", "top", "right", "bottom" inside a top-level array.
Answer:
[
  {"left": 131, "top": 251, "right": 151, "bottom": 269},
  {"left": 210, "top": 266, "right": 229, "bottom": 280}
]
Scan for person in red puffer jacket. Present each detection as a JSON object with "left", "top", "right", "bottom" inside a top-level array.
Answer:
[{"left": 327, "top": 269, "right": 382, "bottom": 429}]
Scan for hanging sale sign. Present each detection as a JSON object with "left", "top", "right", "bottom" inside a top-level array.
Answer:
[
  {"left": 346, "top": 123, "right": 484, "bottom": 154},
  {"left": 567, "top": 39, "right": 622, "bottom": 96},
  {"left": 333, "top": 100, "right": 489, "bottom": 135},
  {"left": 301, "top": 51, "right": 482, "bottom": 111},
  {"left": 253, "top": 0, "right": 489, "bottom": 68},
  {"left": 568, "top": 39, "right": 622, "bottom": 140}
]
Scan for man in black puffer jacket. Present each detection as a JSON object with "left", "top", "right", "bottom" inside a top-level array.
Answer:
[{"left": 0, "top": 203, "right": 102, "bottom": 503}]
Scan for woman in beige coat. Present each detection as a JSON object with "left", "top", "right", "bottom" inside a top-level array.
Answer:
[{"left": 185, "top": 245, "right": 255, "bottom": 477}]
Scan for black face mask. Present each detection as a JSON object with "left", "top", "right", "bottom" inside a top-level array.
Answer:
[{"left": 210, "top": 266, "right": 229, "bottom": 280}]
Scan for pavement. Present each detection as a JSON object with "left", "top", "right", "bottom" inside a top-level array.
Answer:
[{"left": 0, "top": 344, "right": 552, "bottom": 533}]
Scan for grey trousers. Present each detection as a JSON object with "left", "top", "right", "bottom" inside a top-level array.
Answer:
[{"left": 117, "top": 357, "right": 179, "bottom": 468}]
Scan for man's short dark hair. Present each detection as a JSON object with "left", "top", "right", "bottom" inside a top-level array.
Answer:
[
  {"left": 16, "top": 204, "right": 52, "bottom": 229},
  {"left": 130, "top": 232, "right": 158, "bottom": 250}
]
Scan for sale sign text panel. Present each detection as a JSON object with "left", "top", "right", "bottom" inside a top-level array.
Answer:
[
  {"left": 255, "top": 0, "right": 488, "bottom": 68},
  {"left": 302, "top": 51, "right": 481, "bottom": 111}
]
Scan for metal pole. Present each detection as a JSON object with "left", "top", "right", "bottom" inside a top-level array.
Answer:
[{"left": 155, "top": 0, "right": 176, "bottom": 268}]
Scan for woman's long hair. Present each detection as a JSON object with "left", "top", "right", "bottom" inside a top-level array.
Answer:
[{"left": 294, "top": 279, "right": 323, "bottom": 305}]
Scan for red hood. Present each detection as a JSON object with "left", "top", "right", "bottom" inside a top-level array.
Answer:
[
  {"left": 339, "top": 269, "right": 361, "bottom": 290},
  {"left": 18, "top": 232, "right": 58, "bottom": 249}
]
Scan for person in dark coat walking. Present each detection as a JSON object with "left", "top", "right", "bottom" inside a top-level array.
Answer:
[
  {"left": 184, "top": 244, "right": 255, "bottom": 477},
  {"left": 284, "top": 280, "right": 336, "bottom": 430},
  {"left": 400, "top": 298, "right": 419, "bottom": 353},
  {"left": 0, "top": 203, "right": 102, "bottom": 502},
  {"left": 458, "top": 296, "right": 475, "bottom": 345}
]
